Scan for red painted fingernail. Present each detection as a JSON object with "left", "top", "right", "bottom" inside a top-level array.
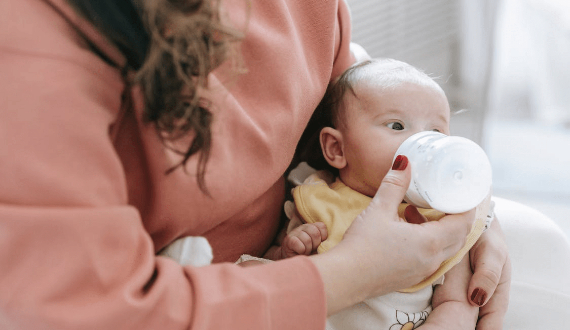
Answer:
[
  {"left": 471, "top": 288, "right": 487, "bottom": 306},
  {"left": 392, "top": 155, "right": 408, "bottom": 171}
]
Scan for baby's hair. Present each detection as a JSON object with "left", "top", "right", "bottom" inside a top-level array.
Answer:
[
  {"left": 292, "top": 58, "right": 443, "bottom": 174},
  {"left": 351, "top": 58, "right": 443, "bottom": 89},
  {"left": 332, "top": 58, "right": 444, "bottom": 127}
]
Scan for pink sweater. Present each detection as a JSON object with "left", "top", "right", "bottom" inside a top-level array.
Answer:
[{"left": 0, "top": 0, "right": 354, "bottom": 328}]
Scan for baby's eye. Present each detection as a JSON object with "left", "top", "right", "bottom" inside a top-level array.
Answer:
[
  {"left": 432, "top": 128, "right": 441, "bottom": 133},
  {"left": 387, "top": 122, "right": 404, "bottom": 130}
]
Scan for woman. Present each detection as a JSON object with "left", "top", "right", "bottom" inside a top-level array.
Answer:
[{"left": 0, "top": 0, "right": 511, "bottom": 328}]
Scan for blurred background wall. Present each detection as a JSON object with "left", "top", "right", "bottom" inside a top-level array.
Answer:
[{"left": 346, "top": 0, "right": 570, "bottom": 238}]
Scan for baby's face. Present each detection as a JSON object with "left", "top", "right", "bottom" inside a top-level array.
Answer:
[{"left": 337, "top": 81, "right": 450, "bottom": 197}]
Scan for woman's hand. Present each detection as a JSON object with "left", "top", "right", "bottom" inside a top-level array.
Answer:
[
  {"left": 310, "top": 155, "right": 475, "bottom": 315},
  {"left": 468, "top": 218, "right": 511, "bottom": 329},
  {"left": 407, "top": 191, "right": 511, "bottom": 328}
]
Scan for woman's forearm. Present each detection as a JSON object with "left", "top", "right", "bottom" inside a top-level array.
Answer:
[{"left": 309, "top": 248, "right": 370, "bottom": 315}]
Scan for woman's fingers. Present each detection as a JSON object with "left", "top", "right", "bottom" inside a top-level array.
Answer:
[
  {"left": 468, "top": 218, "right": 510, "bottom": 307},
  {"left": 465, "top": 217, "right": 511, "bottom": 329},
  {"left": 429, "top": 210, "right": 475, "bottom": 258},
  {"left": 357, "top": 154, "right": 473, "bottom": 276},
  {"left": 404, "top": 204, "right": 427, "bottom": 224},
  {"left": 475, "top": 255, "right": 511, "bottom": 330},
  {"left": 369, "top": 155, "right": 411, "bottom": 218}
]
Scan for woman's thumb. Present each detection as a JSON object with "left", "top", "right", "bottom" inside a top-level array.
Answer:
[{"left": 370, "top": 155, "right": 412, "bottom": 214}]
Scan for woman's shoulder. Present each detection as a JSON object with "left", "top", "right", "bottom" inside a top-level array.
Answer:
[{"left": 0, "top": 0, "right": 125, "bottom": 83}]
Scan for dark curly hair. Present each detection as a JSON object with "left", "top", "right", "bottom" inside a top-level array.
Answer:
[{"left": 66, "top": 0, "right": 244, "bottom": 193}]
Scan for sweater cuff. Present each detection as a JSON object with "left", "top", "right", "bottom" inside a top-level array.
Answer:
[{"left": 186, "top": 255, "right": 326, "bottom": 330}]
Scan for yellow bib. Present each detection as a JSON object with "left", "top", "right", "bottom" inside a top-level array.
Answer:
[{"left": 292, "top": 173, "right": 489, "bottom": 292}]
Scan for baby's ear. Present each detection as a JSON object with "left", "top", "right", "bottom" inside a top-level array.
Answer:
[{"left": 320, "top": 127, "right": 347, "bottom": 170}]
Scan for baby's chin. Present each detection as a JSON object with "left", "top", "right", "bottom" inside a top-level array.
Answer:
[
  {"left": 357, "top": 184, "right": 379, "bottom": 198},
  {"left": 338, "top": 174, "right": 381, "bottom": 197}
]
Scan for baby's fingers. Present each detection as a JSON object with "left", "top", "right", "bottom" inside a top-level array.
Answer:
[
  {"left": 285, "top": 235, "right": 311, "bottom": 256},
  {"left": 285, "top": 224, "right": 326, "bottom": 256},
  {"left": 297, "top": 223, "right": 326, "bottom": 253},
  {"left": 313, "top": 222, "right": 328, "bottom": 241}
]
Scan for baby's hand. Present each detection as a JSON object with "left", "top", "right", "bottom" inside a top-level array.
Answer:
[{"left": 281, "top": 222, "right": 328, "bottom": 259}]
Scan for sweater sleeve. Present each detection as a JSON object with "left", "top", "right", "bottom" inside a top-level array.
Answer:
[
  {"left": 0, "top": 50, "right": 326, "bottom": 330},
  {"left": 0, "top": 3, "right": 328, "bottom": 330}
]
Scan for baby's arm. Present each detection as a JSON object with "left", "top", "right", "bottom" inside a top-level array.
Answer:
[
  {"left": 264, "top": 222, "right": 328, "bottom": 260},
  {"left": 241, "top": 201, "right": 327, "bottom": 265},
  {"left": 420, "top": 255, "right": 479, "bottom": 329}
]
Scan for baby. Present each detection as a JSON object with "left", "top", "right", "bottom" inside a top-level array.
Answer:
[{"left": 265, "top": 58, "right": 489, "bottom": 329}]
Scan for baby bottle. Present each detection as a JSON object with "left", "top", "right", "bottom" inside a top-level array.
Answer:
[{"left": 394, "top": 131, "right": 492, "bottom": 214}]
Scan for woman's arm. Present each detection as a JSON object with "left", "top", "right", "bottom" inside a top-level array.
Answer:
[{"left": 0, "top": 2, "right": 329, "bottom": 329}]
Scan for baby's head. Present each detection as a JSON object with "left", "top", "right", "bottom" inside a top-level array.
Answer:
[{"left": 306, "top": 58, "right": 451, "bottom": 197}]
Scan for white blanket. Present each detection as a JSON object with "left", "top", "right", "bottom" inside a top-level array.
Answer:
[{"left": 495, "top": 197, "right": 570, "bottom": 328}]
